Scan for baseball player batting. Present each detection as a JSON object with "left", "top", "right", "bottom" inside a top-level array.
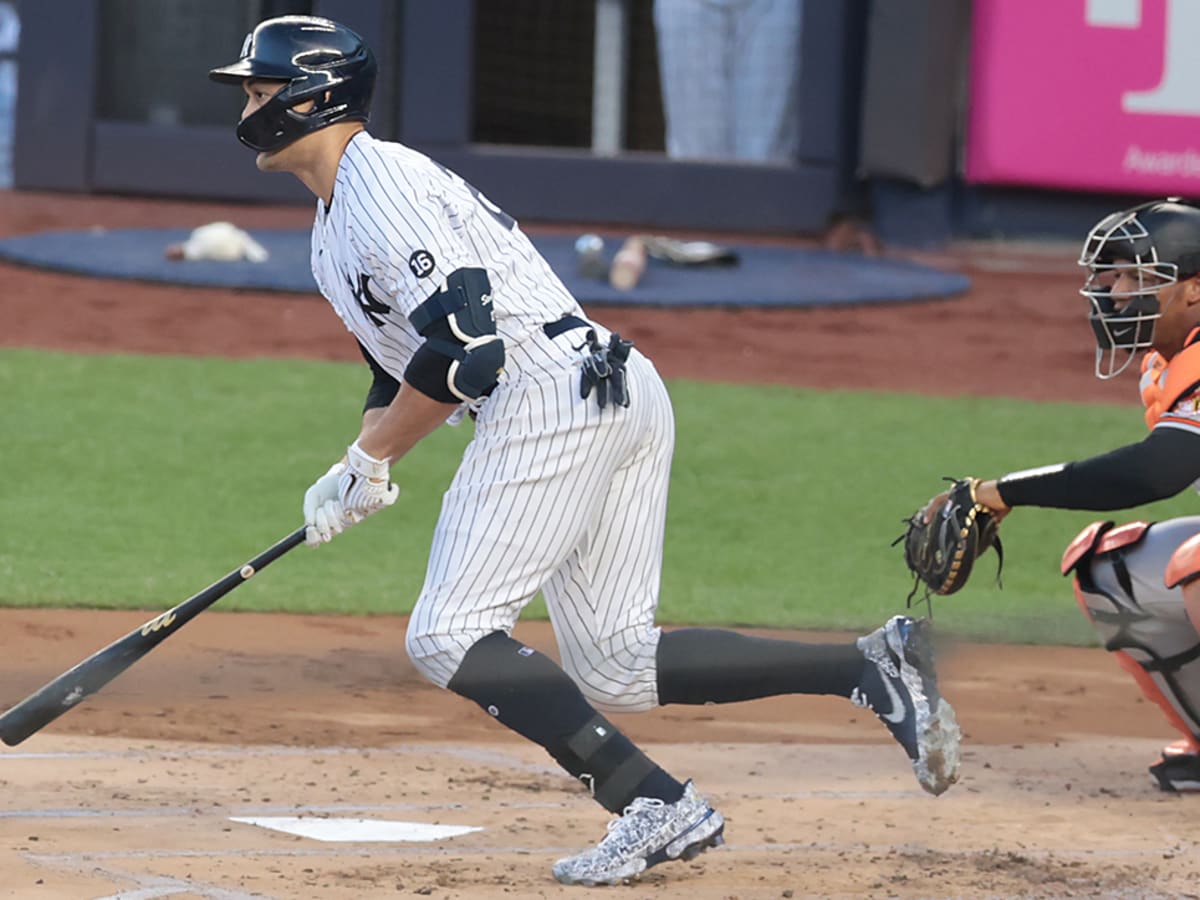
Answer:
[
  {"left": 915, "top": 198, "right": 1200, "bottom": 794},
  {"left": 209, "top": 16, "right": 961, "bottom": 886}
]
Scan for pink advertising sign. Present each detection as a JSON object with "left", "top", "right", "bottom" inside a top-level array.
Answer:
[{"left": 966, "top": 0, "right": 1200, "bottom": 194}]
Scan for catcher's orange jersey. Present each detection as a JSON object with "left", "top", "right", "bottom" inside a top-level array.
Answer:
[{"left": 1141, "top": 327, "right": 1200, "bottom": 433}]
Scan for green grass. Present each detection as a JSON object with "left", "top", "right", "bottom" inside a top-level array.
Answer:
[{"left": 2, "top": 348, "right": 1184, "bottom": 645}]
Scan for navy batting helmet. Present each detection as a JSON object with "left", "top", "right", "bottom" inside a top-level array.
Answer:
[{"left": 209, "top": 16, "right": 376, "bottom": 152}]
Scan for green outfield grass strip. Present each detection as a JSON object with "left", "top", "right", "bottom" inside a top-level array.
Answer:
[{"left": 2, "top": 348, "right": 1183, "bottom": 645}]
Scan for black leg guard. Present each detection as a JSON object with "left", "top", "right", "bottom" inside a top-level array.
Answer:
[
  {"left": 447, "top": 631, "right": 681, "bottom": 812},
  {"left": 657, "top": 628, "right": 864, "bottom": 705}
]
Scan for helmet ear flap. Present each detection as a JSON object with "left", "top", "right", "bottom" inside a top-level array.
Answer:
[{"left": 1176, "top": 252, "right": 1200, "bottom": 280}]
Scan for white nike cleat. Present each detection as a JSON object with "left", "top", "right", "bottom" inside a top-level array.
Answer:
[
  {"left": 552, "top": 781, "right": 725, "bottom": 886},
  {"left": 852, "top": 615, "right": 961, "bottom": 796}
]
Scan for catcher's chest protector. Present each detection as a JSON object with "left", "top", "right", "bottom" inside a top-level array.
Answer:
[{"left": 1140, "top": 329, "right": 1200, "bottom": 429}]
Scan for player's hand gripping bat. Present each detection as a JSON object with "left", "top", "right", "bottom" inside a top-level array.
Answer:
[{"left": 0, "top": 526, "right": 307, "bottom": 746}]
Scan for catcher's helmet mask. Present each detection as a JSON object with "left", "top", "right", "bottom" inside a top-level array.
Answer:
[
  {"left": 209, "top": 16, "right": 377, "bottom": 153},
  {"left": 1079, "top": 198, "right": 1200, "bottom": 379}
]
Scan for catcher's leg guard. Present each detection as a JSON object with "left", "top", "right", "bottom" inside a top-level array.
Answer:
[
  {"left": 1063, "top": 518, "right": 1200, "bottom": 767},
  {"left": 1166, "top": 532, "right": 1200, "bottom": 635}
]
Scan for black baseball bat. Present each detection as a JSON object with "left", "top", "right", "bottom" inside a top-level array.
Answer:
[{"left": 0, "top": 526, "right": 308, "bottom": 747}]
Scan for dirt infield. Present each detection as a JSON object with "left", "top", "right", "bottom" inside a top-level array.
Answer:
[{"left": 1, "top": 189, "right": 1197, "bottom": 899}]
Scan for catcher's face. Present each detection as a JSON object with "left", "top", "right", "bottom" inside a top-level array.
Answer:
[{"left": 1081, "top": 262, "right": 1166, "bottom": 378}]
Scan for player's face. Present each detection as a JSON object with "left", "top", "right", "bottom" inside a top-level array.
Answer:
[
  {"left": 241, "top": 79, "right": 316, "bottom": 171},
  {"left": 1083, "top": 263, "right": 1167, "bottom": 376},
  {"left": 240, "top": 79, "right": 281, "bottom": 120},
  {"left": 242, "top": 80, "right": 284, "bottom": 169}
]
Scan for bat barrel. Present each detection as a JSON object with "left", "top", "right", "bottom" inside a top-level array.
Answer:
[{"left": 0, "top": 526, "right": 307, "bottom": 747}]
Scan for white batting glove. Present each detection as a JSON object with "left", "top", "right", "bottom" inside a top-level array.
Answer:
[
  {"left": 338, "top": 440, "right": 400, "bottom": 523},
  {"left": 303, "top": 460, "right": 349, "bottom": 547}
]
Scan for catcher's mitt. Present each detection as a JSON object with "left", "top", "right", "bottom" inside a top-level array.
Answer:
[{"left": 897, "top": 477, "right": 1003, "bottom": 609}]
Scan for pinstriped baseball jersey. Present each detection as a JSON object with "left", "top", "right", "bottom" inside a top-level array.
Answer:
[
  {"left": 311, "top": 131, "right": 582, "bottom": 386},
  {"left": 307, "top": 131, "right": 677, "bottom": 710}
]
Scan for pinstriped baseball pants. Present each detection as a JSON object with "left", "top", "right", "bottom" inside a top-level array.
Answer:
[
  {"left": 406, "top": 326, "right": 674, "bottom": 712},
  {"left": 654, "top": 0, "right": 803, "bottom": 162}
]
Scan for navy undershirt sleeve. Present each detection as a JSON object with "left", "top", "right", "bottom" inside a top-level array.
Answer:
[
  {"left": 997, "top": 427, "right": 1200, "bottom": 510},
  {"left": 356, "top": 341, "right": 402, "bottom": 412}
]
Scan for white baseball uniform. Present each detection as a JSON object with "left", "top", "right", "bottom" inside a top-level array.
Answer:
[{"left": 311, "top": 132, "right": 673, "bottom": 710}]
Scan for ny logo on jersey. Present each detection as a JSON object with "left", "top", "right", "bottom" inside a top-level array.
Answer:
[{"left": 347, "top": 272, "right": 391, "bottom": 328}]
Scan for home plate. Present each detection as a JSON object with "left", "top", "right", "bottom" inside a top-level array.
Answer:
[{"left": 231, "top": 816, "right": 483, "bottom": 842}]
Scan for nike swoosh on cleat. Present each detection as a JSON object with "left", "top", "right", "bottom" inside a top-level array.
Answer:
[{"left": 879, "top": 667, "right": 907, "bottom": 724}]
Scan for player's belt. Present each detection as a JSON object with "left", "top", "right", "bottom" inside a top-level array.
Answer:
[{"left": 543, "top": 314, "right": 591, "bottom": 339}]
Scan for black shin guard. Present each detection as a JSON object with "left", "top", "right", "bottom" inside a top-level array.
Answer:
[
  {"left": 447, "top": 631, "right": 681, "bottom": 812},
  {"left": 657, "top": 628, "right": 864, "bottom": 705}
]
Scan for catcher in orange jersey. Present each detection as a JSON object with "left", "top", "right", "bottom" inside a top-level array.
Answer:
[{"left": 918, "top": 198, "right": 1200, "bottom": 792}]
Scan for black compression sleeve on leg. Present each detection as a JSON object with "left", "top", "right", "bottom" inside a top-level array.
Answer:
[
  {"left": 657, "top": 628, "right": 864, "bottom": 705},
  {"left": 447, "top": 631, "right": 682, "bottom": 812}
]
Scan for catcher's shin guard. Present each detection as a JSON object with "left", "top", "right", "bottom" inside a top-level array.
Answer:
[{"left": 1062, "top": 518, "right": 1200, "bottom": 745}]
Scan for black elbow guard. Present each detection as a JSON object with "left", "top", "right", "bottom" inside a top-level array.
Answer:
[
  {"left": 409, "top": 267, "right": 506, "bottom": 404},
  {"left": 405, "top": 336, "right": 506, "bottom": 404},
  {"left": 449, "top": 335, "right": 506, "bottom": 403}
]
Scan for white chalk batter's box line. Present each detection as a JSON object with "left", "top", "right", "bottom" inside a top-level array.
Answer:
[
  {"left": 0, "top": 801, "right": 567, "bottom": 819},
  {"left": 22, "top": 842, "right": 1196, "bottom": 862}
]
